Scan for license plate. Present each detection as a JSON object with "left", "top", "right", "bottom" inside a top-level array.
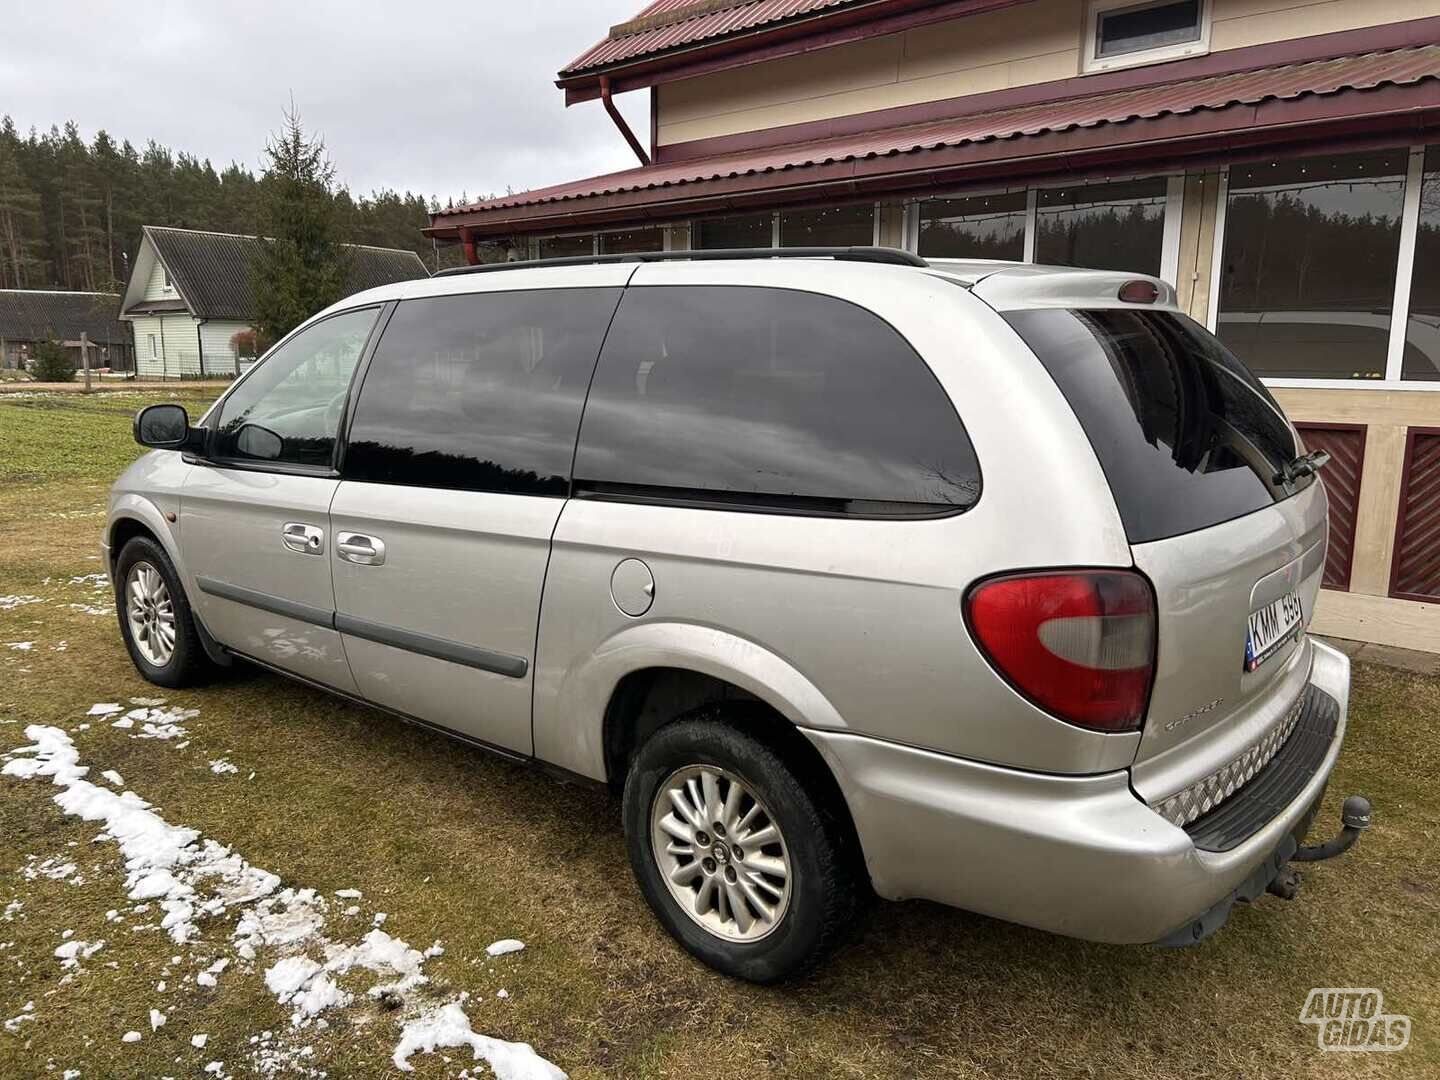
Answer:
[{"left": 1245, "top": 590, "right": 1304, "bottom": 672}]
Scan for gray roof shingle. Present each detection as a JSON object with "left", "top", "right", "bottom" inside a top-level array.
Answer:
[
  {"left": 0, "top": 290, "right": 128, "bottom": 346},
  {"left": 136, "top": 226, "right": 429, "bottom": 320}
]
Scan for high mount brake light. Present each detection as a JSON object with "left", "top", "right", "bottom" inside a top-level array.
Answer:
[
  {"left": 965, "top": 570, "right": 1156, "bottom": 732},
  {"left": 1118, "top": 280, "right": 1160, "bottom": 304}
]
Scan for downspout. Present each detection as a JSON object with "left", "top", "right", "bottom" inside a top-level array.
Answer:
[
  {"left": 460, "top": 227, "right": 478, "bottom": 266},
  {"left": 196, "top": 319, "right": 206, "bottom": 378},
  {"left": 601, "top": 76, "right": 651, "bottom": 167}
]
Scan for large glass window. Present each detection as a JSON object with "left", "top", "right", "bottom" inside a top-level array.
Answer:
[
  {"left": 213, "top": 307, "right": 377, "bottom": 467},
  {"left": 1005, "top": 307, "right": 1305, "bottom": 543},
  {"left": 779, "top": 204, "right": 875, "bottom": 247},
  {"left": 1217, "top": 151, "right": 1407, "bottom": 380},
  {"left": 1404, "top": 146, "right": 1440, "bottom": 381},
  {"left": 537, "top": 234, "right": 594, "bottom": 259},
  {"left": 694, "top": 212, "right": 773, "bottom": 250},
  {"left": 918, "top": 192, "right": 1027, "bottom": 260},
  {"left": 599, "top": 228, "right": 663, "bottom": 254},
  {"left": 573, "top": 286, "right": 981, "bottom": 515},
  {"left": 343, "top": 289, "right": 622, "bottom": 495},
  {"left": 1034, "top": 178, "right": 1167, "bottom": 274}
]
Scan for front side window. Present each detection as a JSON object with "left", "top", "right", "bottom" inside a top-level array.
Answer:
[
  {"left": 212, "top": 306, "right": 377, "bottom": 467},
  {"left": 1217, "top": 151, "right": 1407, "bottom": 380},
  {"left": 574, "top": 286, "right": 980, "bottom": 516},
  {"left": 1035, "top": 178, "right": 1167, "bottom": 275},
  {"left": 343, "top": 288, "right": 622, "bottom": 495},
  {"left": 918, "top": 192, "right": 1027, "bottom": 261}
]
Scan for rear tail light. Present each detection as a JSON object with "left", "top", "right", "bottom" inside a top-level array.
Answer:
[{"left": 964, "top": 570, "right": 1156, "bottom": 732}]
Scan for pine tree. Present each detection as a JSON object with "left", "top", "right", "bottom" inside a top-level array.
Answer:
[
  {"left": 248, "top": 104, "right": 350, "bottom": 342},
  {"left": 0, "top": 121, "right": 43, "bottom": 288}
]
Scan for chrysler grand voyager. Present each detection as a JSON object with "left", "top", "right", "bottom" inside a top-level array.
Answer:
[{"left": 108, "top": 247, "right": 1363, "bottom": 982}]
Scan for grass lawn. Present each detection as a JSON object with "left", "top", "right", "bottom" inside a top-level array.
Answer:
[{"left": 1, "top": 390, "right": 1437, "bottom": 1079}]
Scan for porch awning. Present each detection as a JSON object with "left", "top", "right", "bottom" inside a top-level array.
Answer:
[{"left": 431, "top": 44, "right": 1440, "bottom": 240}]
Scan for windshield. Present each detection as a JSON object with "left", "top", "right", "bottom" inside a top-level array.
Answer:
[{"left": 1004, "top": 307, "right": 1310, "bottom": 543}]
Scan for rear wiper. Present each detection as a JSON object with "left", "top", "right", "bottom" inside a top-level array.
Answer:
[{"left": 1274, "top": 449, "right": 1330, "bottom": 486}]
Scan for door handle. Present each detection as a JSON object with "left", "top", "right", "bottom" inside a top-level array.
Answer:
[
  {"left": 282, "top": 522, "right": 324, "bottom": 555},
  {"left": 336, "top": 532, "right": 386, "bottom": 566}
]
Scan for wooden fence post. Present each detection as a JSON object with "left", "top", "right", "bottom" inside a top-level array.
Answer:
[{"left": 80, "top": 332, "right": 93, "bottom": 393}]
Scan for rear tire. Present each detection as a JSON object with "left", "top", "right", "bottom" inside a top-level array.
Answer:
[
  {"left": 622, "top": 704, "right": 860, "bottom": 982},
  {"left": 114, "top": 535, "right": 215, "bottom": 688}
]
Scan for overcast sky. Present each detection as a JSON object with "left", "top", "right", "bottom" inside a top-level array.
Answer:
[{"left": 3, "top": 0, "right": 651, "bottom": 205}]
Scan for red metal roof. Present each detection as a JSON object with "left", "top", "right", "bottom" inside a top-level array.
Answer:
[
  {"left": 438, "top": 44, "right": 1440, "bottom": 227},
  {"left": 562, "top": 0, "right": 863, "bottom": 77}
]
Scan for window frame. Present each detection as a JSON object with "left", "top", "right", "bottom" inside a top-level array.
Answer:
[
  {"left": 1205, "top": 146, "right": 1440, "bottom": 391},
  {"left": 191, "top": 303, "right": 391, "bottom": 478},
  {"left": 1081, "top": 0, "right": 1211, "bottom": 75},
  {"left": 905, "top": 172, "right": 1184, "bottom": 285}
]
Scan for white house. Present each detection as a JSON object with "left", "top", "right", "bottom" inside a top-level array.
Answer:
[{"left": 120, "top": 225, "right": 428, "bottom": 378}]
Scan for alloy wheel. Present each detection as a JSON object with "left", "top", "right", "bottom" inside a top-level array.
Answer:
[
  {"left": 650, "top": 764, "right": 792, "bottom": 942},
  {"left": 125, "top": 561, "right": 176, "bottom": 667}
]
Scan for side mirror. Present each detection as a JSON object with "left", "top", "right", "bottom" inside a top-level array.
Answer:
[{"left": 134, "top": 403, "right": 198, "bottom": 451}]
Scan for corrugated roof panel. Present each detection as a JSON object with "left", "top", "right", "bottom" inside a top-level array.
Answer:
[
  {"left": 563, "top": 0, "right": 861, "bottom": 75},
  {"left": 139, "top": 227, "right": 430, "bottom": 321},
  {"left": 0, "top": 290, "right": 127, "bottom": 345},
  {"left": 444, "top": 45, "right": 1440, "bottom": 219}
]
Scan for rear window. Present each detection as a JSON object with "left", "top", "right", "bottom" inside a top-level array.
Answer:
[
  {"left": 1004, "top": 308, "right": 1308, "bottom": 543},
  {"left": 573, "top": 285, "right": 980, "bottom": 516}
]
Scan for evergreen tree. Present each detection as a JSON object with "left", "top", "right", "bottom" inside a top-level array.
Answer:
[
  {"left": 30, "top": 336, "right": 74, "bottom": 382},
  {"left": 0, "top": 121, "right": 44, "bottom": 287},
  {"left": 248, "top": 104, "right": 349, "bottom": 342},
  {"left": 0, "top": 113, "right": 467, "bottom": 289}
]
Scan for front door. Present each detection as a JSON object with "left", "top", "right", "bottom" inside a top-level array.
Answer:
[
  {"left": 181, "top": 306, "right": 381, "bottom": 692},
  {"left": 330, "top": 283, "right": 623, "bottom": 754}
]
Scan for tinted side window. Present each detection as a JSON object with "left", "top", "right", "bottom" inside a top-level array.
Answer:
[
  {"left": 574, "top": 286, "right": 980, "bottom": 515},
  {"left": 213, "top": 306, "right": 378, "bottom": 467},
  {"left": 1004, "top": 307, "right": 1305, "bottom": 543},
  {"left": 343, "top": 288, "right": 622, "bottom": 495}
]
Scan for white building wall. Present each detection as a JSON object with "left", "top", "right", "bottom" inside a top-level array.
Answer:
[
  {"left": 140, "top": 255, "right": 182, "bottom": 304},
  {"left": 198, "top": 320, "right": 251, "bottom": 375},
  {"left": 132, "top": 314, "right": 252, "bottom": 378}
]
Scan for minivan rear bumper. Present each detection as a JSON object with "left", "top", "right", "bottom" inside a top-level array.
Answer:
[{"left": 803, "top": 639, "right": 1350, "bottom": 945}]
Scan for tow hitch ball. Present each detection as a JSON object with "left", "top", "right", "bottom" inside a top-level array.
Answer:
[{"left": 1267, "top": 795, "right": 1371, "bottom": 900}]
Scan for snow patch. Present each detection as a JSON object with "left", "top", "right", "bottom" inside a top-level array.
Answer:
[
  {"left": 486, "top": 939, "right": 525, "bottom": 957},
  {"left": 392, "top": 1002, "right": 566, "bottom": 1078},
  {"left": 87, "top": 703, "right": 122, "bottom": 716}
]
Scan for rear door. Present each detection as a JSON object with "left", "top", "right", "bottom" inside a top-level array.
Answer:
[
  {"left": 1000, "top": 306, "right": 1325, "bottom": 781},
  {"left": 181, "top": 306, "right": 381, "bottom": 692},
  {"left": 329, "top": 282, "right": 623, "bottom": 755}
]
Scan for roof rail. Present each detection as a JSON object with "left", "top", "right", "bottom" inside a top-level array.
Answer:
[{"left": 433, "top": 246, "right": 928, "bottom": 278}]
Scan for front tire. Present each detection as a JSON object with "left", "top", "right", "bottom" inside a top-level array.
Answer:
[
  {"left": 114, "top": 535, "right": 214, "bottom": 688},
  {"left": 622, "top": 705, "right": 860, "bottom": 982}
]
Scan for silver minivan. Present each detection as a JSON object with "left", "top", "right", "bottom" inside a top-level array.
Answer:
[{"left": 108, "top": 248, "right": 1363, "bottom": 982}]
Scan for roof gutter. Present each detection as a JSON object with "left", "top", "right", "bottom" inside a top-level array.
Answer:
[{"left": 601, "top": 76, "right": 651, "bottom": 167}]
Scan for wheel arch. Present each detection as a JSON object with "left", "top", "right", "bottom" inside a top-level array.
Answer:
[{"left": 107, "top": 498, "right": 230, "bottom": 668}]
